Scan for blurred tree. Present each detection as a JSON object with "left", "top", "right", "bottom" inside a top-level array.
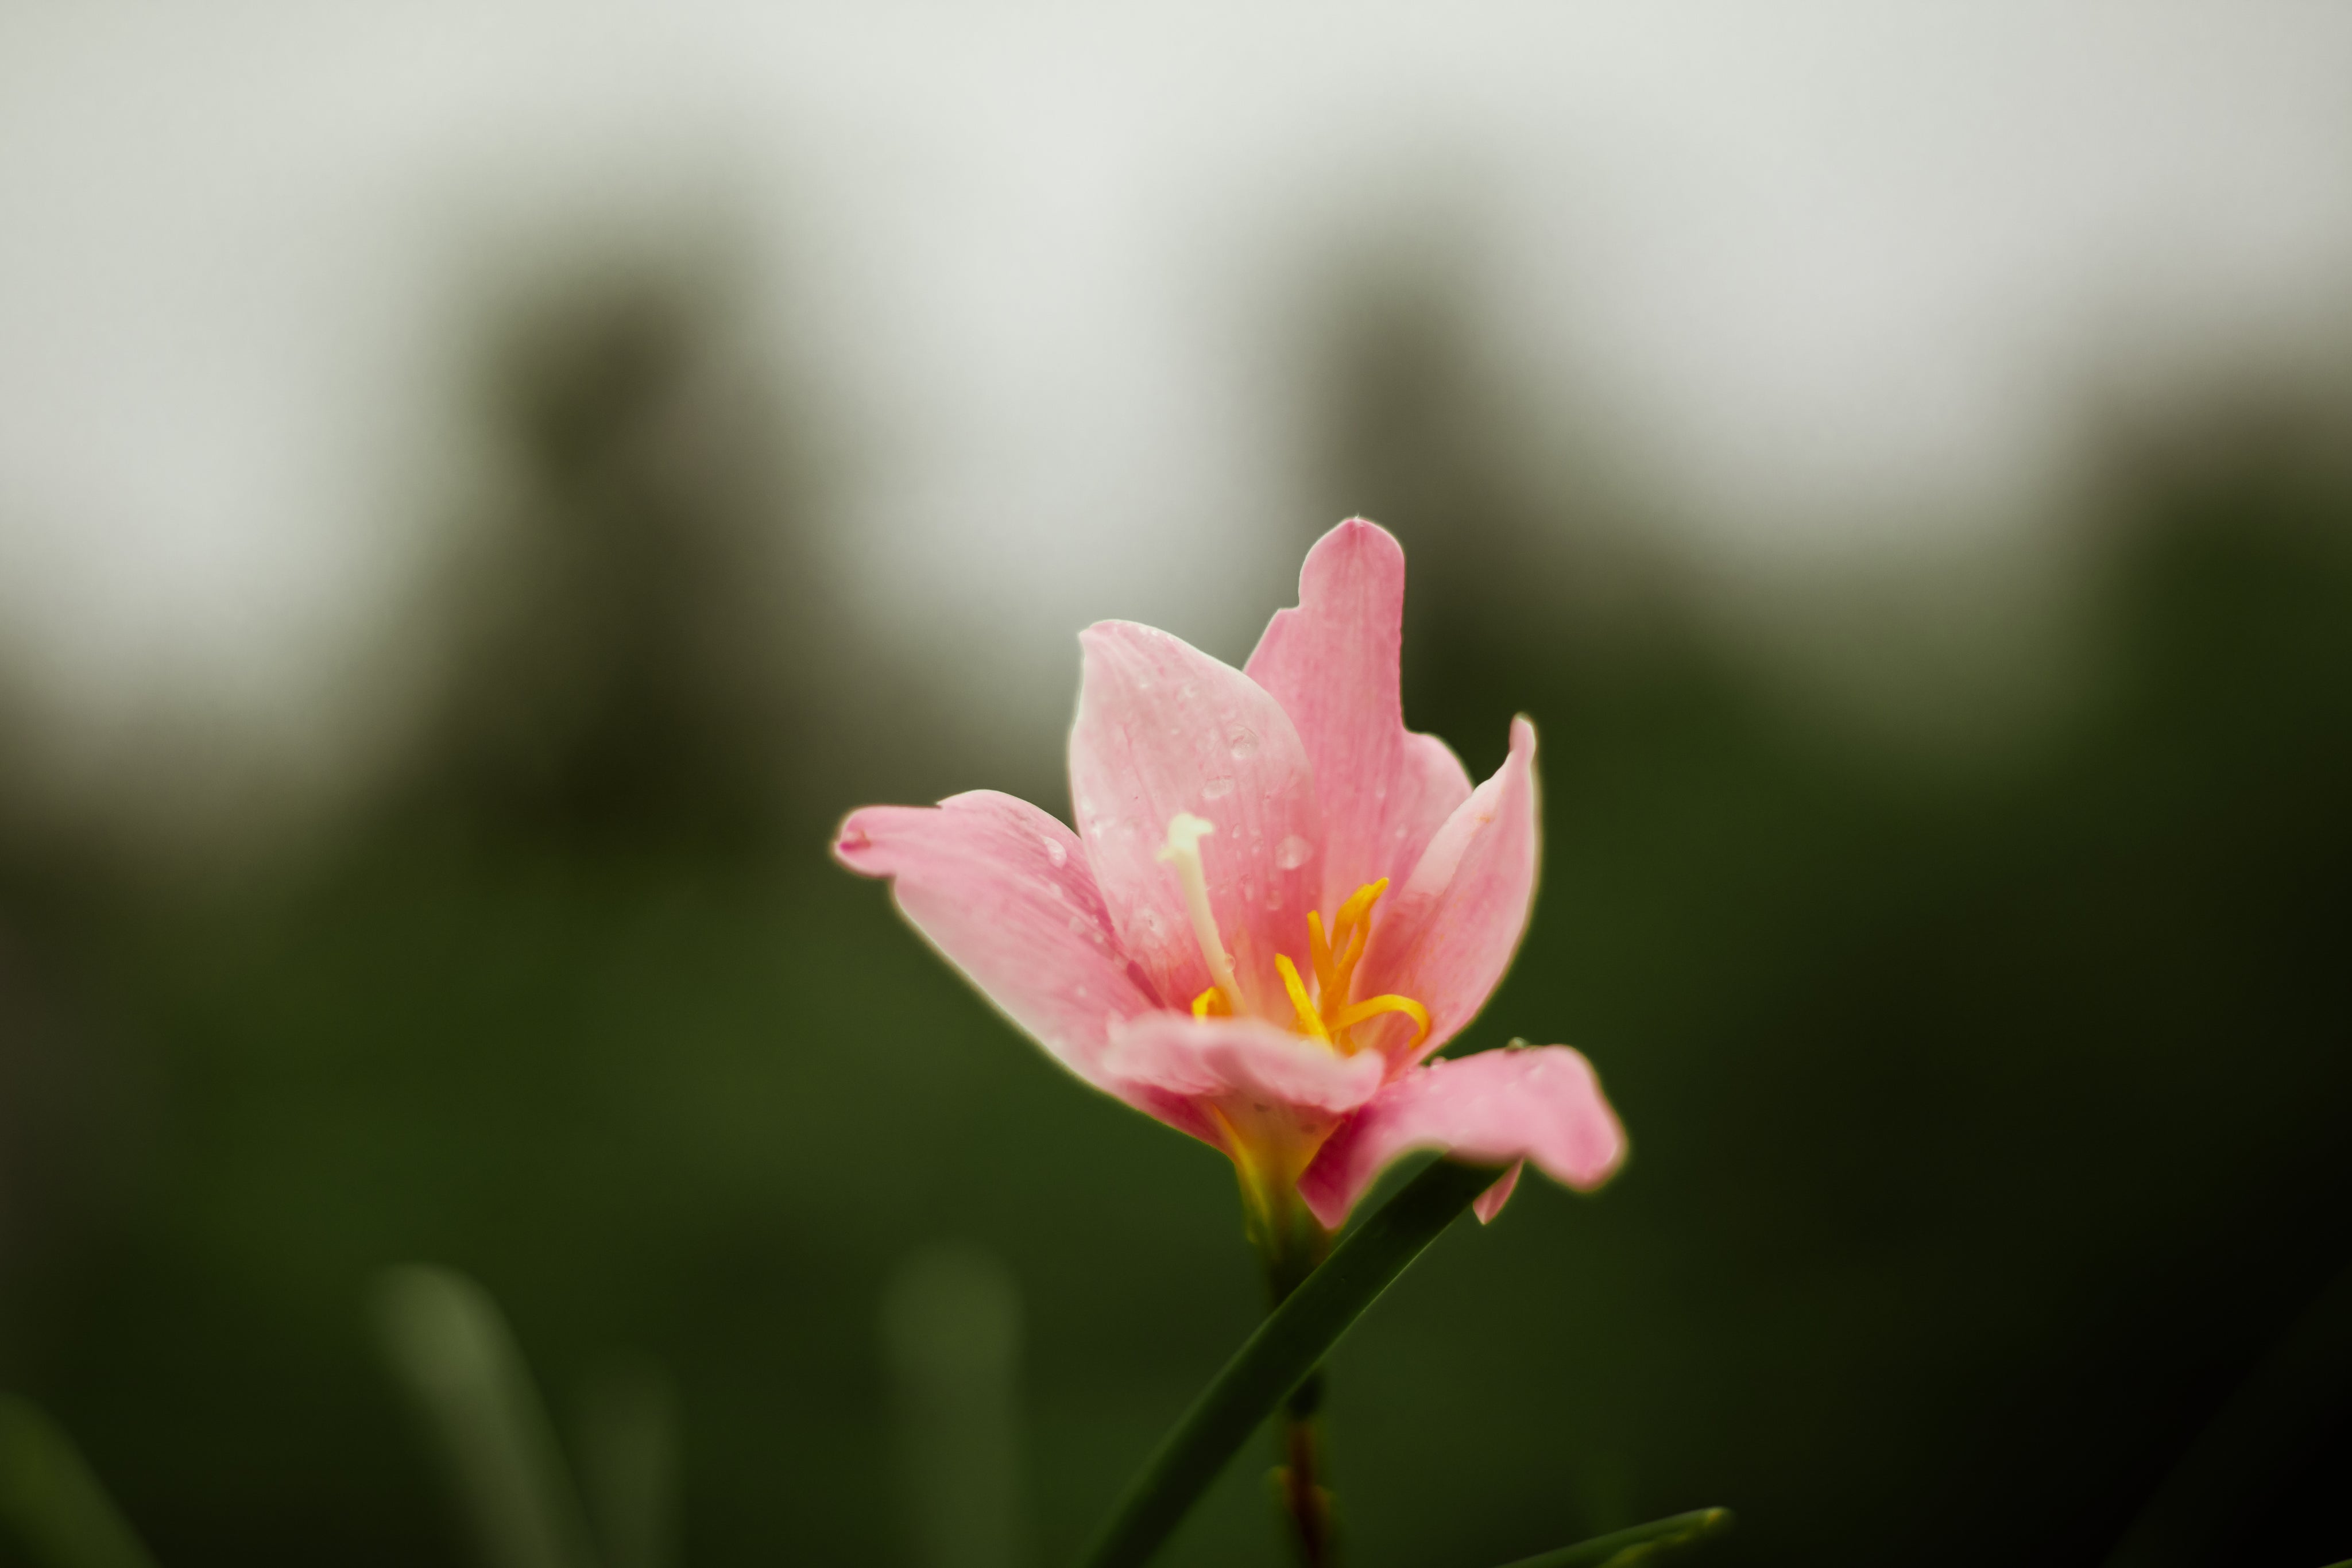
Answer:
[{"left": 395, "top": 252, "right": 837, "bottom": 851}]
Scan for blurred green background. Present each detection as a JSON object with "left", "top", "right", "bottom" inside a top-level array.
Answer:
[
  {"left": 4, "top": 13, "right": 2352, "bottom": 1568},
  {"left": 1, "top": 251, "right": 2347, "bottom": 1567}
]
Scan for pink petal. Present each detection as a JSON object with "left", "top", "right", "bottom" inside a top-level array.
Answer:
[
  {"left": 1296, "top": 1044, "right": 1626, "bottom": 1229},
  {"left": 1352, "top": 715, "right": 1540, "bottom": 1061},
  {"left": 1245, "top": 519, "right": 1473, "bottom": 915},
  {"left": 1101, "top": 1013, "right": 1388, "bottom": 1118},
  {"left": 1068, "top": 621, "right": 1324, "bottom": 1019},
  {"left": 834, "top": 791, "right": 1155, "bottom": 1087},
  {"left": 1471, "top": 1163, "right": 1524, "bottom": 1225}
]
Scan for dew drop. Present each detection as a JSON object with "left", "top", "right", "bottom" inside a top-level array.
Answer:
[
  {"left": 1275, "top": 834, "right": 1313, "bottom": 870},
  {"left": 1179, "top": 681, "right": 1199, "bottom": 699},
  {"left": 1043, "top": 838, "right": 1069, "bottom": 867},
  {"left": 1227, "top": 726, "right": 1260, "bottom": 758},
  {"left": 1202, "top": 776, "right": 1235, "bottom": 800}
]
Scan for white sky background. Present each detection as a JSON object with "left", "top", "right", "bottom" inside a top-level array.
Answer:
[{"left": 3, "top": 2, "right": 2351, "bottom": 796}]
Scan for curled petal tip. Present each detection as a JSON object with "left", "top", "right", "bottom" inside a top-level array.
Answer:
[{"left": 832, "top": 811, "right": 880, "bottom": 871}]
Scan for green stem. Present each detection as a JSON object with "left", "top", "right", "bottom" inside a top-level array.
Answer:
[
  {"left": 1078, "top": 1157, "right": 1500, "bottom": 1568},
  {"left": 1254, "top": 1189, "right": 1336, "bottom": 1567},
  {"left": 1274, "top": 1372, "right": 1335, "bottom": 1568}
]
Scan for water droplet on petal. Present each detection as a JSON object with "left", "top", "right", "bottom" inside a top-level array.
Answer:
[
  {"left": 1275, "top": 834, "right": 1313, "bottom": 870},
  {"left": 1043, "top": 838, "right": 1068, "bottom": 867},
  {"left": 1202, "top": 776, "right": 1235, "bottom": 800},
  {"left": 1227, "top": 726, "right": 1260, "bottom": 758}
]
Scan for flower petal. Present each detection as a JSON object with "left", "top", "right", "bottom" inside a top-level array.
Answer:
[
  {"left": 1296, "top": 1045, "right": 1625, "bottom": 1229},
  {"left": 1101, "top": 1013, "right": 1388, "bottom": 1118},
  {"left": 1245, "top": 519, "right": 1473, "bottom": 914},
  {"left": 1352, "top": 715, "right": 1539, "bottom": 1060},
  {"left": 1471, "top": 1163, "right": 1524, "bottom": 1225},
  {"left": 1068, "top": 621, "right": 1324, "bottom": 1017},
  {"left": 834, "top": 790, "right": 1154, "bottom": 1087}
]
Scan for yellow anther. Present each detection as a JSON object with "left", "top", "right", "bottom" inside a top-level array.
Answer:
[
  {"left": 1334, "top": 877, "right": 1389, "bottom": 935},
  {"left": 1330, "top": 916, "right": 1370, "bottom": 996},
  {"left": 1273, "top": 954, "right": 1330, "bottom": 1042},
  {"left": 1305, "top": 909, "right": 1336, "bottom": 994},
  {"left": 1328, "top": 993, "right": 1431, "bottom": 1052},
  {"left": 1190, "top": 986, "right": 1231, "bottom": 1019},
  {"left": 1321, "top": 878, "right": 1388, "bottom": 1019}
]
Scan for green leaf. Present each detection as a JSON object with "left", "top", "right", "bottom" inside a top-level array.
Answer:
[
  {"left": 1489, "top": 1507, "right": 1735, "bottom": 1567},
  {"left": 0, "top": 1395, "right": 159, "bottom": 1568},
  {"left": 373, "top": 1265, "right": 603, "bottom": 1568},
  {"left": 1078, "top": 1156, "right": 1500, "bottom": 1568}
]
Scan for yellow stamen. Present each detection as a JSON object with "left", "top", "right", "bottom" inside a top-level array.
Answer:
[
  {"left": 1333, "top": 877, "right": 1389, "bottom": 935},
  {"left": 1157, "top": 812, "right": 1241, "bottom": 1013},
  {"left": 1321, "top": 878, "right": 1389, "bottom": 1021},
  {"left": 1328, "top": 993, "right": 1431, "bottom": 1051},
  {"left": 1170, "top": 858, "right": 1428, "bottom": 1062},
  {"left": 1274, "top": 954, "right": 1329, "bottom": 1042},
  {"left": 1305, "top": 909, "right": 1336, "bottom": 994}
]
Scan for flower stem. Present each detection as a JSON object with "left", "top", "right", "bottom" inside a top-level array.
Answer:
[
  {"left": 1077, "top": 1157, "right": 1500, "bottom": 1568},
  {"left": 1274, "top": 1371, "right": 1335, "bottom": 1567},
  {"left": 1254, "top": 1191, "right": 1337, "bottom": 1566}
]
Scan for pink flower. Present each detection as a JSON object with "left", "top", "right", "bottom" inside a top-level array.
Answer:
[{"left": 834, "top": 520, "right": 1624, "bottom": 1231}]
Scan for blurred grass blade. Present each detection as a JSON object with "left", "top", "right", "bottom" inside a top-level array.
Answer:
[
  {"left": 577, "top": 1363, "right": 678, "bottom": 1568},
  {"left": 374, "top": 1265, "right": 602, "bottom": 1568},
  {"left": 1490, "top": 1507, "right": 1735, "bottom": 1567},
  {"left": 883, "top": 1244, "right": 1027, "bottom": 1568},
  {"left": 0, "top": 1396, "right": 158, "bottom": 1568},
  {"left": 1078, "top": 1156, "right": 1499, "bottom": 1568}
]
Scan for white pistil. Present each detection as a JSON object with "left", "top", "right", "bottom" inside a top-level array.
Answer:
[{"left": 1156, "top": 812, "right": 1242, "bottom": 1008}]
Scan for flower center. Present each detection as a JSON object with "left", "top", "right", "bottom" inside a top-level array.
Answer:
[{"left": 1155, "top": 814, "right": 1430, "bottom": 1055}]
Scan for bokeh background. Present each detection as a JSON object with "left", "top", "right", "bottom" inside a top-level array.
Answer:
[{"left": 3, "top": 6, "right": 2350, "bottom": 1566}]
